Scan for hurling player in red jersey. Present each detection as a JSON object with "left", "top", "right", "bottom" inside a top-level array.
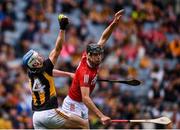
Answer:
[{"left": 62, "top": 9, "right": 124, "bottom": 128}]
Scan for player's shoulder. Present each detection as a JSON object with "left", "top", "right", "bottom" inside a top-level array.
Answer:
[
  {"left": 82, "top": 51, "right": 87, "bottom": 59},
  {"left": 77, "top": 60, "right": 90, "bottom": 73},
  {"left": 78, "top": 53, "right": 87, "bottom": 67},
  {"left": 77, "top": 60, "right": 87, "bottom": 72}
]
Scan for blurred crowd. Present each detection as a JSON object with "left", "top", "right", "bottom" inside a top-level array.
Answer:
[{"left": 0, "top": 0, "right": 179, "bottom": 129}]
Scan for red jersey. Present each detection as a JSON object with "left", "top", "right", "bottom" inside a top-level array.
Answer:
[{"left": 68, "top": 52, "right": 98, "bottom": 102}]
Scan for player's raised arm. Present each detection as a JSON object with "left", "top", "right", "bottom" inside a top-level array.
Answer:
[
  {"left": 49, "top": 14, "right": 69, "bottom": 65},
  {"left": 97, "top": 9, "right": 124, "bottom": 47}
]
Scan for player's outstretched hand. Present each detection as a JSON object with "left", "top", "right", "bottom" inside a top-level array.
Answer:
[
  {"left": 113, "top": 9, "right": 124, "bottom": 24},
  {"left": 58, "top": 14, "right": 69, "bottom": 30}
]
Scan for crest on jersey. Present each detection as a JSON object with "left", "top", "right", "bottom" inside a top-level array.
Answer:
[{"left": 84, "top": 74, "right": 89, "bottom": 83}]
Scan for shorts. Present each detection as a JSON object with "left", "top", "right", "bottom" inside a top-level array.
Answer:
[
  {"left": 62, "top": 96, "right": 88, "bottom": 119},
  {"left": 33, "top": 108, "right": 69, "bottom": 129}
]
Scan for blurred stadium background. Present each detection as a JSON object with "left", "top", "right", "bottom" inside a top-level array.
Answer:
[{"left": 0, "top": 0, "right": 179, "bottom": 129}]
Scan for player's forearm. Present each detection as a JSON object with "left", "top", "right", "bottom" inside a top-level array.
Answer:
[
  {"left": 82, "top": 96, "right": 104, "bottom": 118},
  {"left": 53, "top": 69, "right": 74, "bottom": 78},
  {"left": 49, "top": 30, "right": 65, "bottom": 64},
  {"left": 54, "top": 30, "right": 65, "bottom": 53},
  {"left": 98, "top": 21, "right": 117, "bottom": 46}
]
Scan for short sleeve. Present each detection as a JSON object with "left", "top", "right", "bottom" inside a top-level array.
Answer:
[{"left": 44, "top": 58, "right": 54, "bottom": 76}]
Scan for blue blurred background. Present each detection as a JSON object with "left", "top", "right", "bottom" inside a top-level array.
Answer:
[{"left": 0, "top": 0, "right": 179, "bottom": 129}]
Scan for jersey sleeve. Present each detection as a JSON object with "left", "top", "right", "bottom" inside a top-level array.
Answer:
[{"left": 44, "top": 58, "right": 54, "bottom": 76}]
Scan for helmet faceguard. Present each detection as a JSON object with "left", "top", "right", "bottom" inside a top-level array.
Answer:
[{"left": 22, "top": 50, "right": 44, "bottom": 73}]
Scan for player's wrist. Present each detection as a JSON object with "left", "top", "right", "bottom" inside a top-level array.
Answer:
[
  {"left": 112, "top": 19, "right": 118, "bottom": 25},
  {"left": 59, "top": 30, "right": 65, "bottom": 33},
  {"left": 97, "top": 112, "right": 104, "bottom": 119}
]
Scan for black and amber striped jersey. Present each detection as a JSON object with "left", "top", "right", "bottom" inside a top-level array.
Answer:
[{"left": 28, "top": 58, "right": 58, "bottom": 111}]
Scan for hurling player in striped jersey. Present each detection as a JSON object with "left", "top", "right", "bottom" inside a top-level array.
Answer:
[{"left": 23, "top": 14, "right": 88, "bottom": 129}]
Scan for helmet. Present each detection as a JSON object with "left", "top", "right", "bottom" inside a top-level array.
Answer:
[
  {"left": 86, "top": 44, "right": 104, "bottom": 54},
  {"left": 22, "top": 49, "right": 39, "bottom": 69}
]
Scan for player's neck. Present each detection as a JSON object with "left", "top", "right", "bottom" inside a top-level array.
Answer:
[{"left": 86, "top": 59, "right": 93, "bottom": 68}]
